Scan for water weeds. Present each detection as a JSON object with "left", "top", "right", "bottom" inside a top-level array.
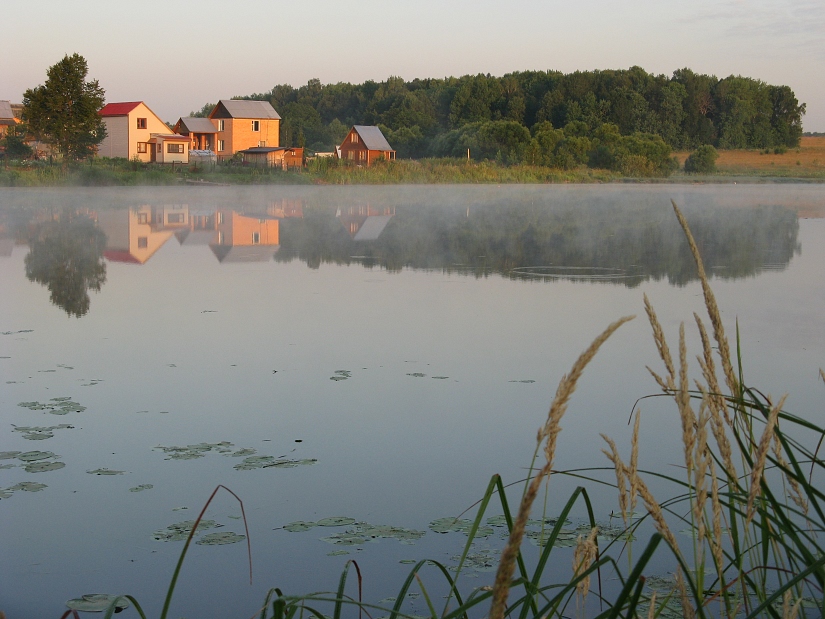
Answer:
[
  {"left": 12, "top": 423, "right": 73, "bottom": 440},
  {"left": 18, "top": 397, "right": 86, "bottom": 415},
  {"left": 129, "top": 484, "right": 153, "bottom": 492},
  {"left": 282, "top": 517, "right": 426, "bottom": 547},
  {"left": 330, "top": 370, "right": 352, "bottom": 381},
  {"left": 87, "top": 468, "right": 125, "bottom": 475}
]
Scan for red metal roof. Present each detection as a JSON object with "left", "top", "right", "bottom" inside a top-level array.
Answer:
[
  {"left": 99, "top": 102, "right": 143, "bottom": 116},
  {"left": 103, "top": 250, "right": 141, "bottom": 263}
]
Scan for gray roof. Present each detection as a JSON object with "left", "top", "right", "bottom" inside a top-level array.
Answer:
[
  {"left": 240, "top": 147, "right": 287, "bottom": 154},
  {"left": 215, "top": 100, "right": 280, "bottom": 120},
  {"left": 0, "top": 101, "right": 15, "bottom": 121},
  {"left": 353, "top": 125, "right": 393, "bottom": 152},
  {"left": 177, "top": 117, "right": 218, "bottom": 133},
  {"left": 352, "top": 215, "right": 393, "bottom": 241}
]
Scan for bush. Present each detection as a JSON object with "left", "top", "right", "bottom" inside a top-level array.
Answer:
[{"left": 684, "top": 144, "right": 719, "bottom": 174}]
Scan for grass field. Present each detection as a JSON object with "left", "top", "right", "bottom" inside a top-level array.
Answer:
[{"left": 675, "top": 136, "right": 825, "bottom": 178}]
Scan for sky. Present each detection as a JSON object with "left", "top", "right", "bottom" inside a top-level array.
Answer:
[{"left": 2, "top": 0, "right": 823, "bottom": 131}]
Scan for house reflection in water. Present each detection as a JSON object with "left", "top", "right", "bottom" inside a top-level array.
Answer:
[
  {"left": 98, "top": 205, "right": 189, "bottom": 264},
  {"left": 337, "top": 205, "right": 395, "bottom": 240},
  {"left": 210, "top": 209, "right": 280, "bottom": 262}
]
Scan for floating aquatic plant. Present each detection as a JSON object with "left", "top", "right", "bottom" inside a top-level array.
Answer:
[
  {"left": 406, "top": 372, "right": 426, "bottom": 378},
  {"left": 154, "top": 441, "right": 235, "bottom": 460},
  {"left": 283, "top": 521, "right": 317, "bottom": 532},
  {"left": 24, "top": 461, "right": 65, "bottom": 473},
  {"left": 10, "top": 481, "right": 48, "bottom": 492},
  {"left": 17, "top": 450, "right": 58, "bottom": 462},
  {"left": 129, "top": 484, "right": 153, "bottom": 492},
  {"left": 330, "top": 370, "right": 352, "bottom": 381},
  {"left": 87, "top": 468, "right": 125, "bottom": 475},
  {"left": 0, "top": 451, "right": 22, "bottom": 460},
  {"left": 66, "top": 593, "right": 130, "bottom": 613},
  {"left": 18, "top": 397, "right": 86, "bottom": 414},
  {"left": 152, "top": 519, "right": 220, "bottom": 542},
  {"left": 234, "top": 456, "right": 316, "bottom": 471},
  {"left": 12, "top": 423, "right": 73, "bottom": 440},
  {"left": 196, "top": 531, "right": 246, "bottom": 546}
]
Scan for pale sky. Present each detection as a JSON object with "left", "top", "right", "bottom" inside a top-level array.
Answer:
[{"left": 2, "top": 0, "right": 823, "bottom": 131}]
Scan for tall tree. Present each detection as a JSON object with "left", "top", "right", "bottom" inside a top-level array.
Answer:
[{"left": 22, "top": 54, "right": 106, "bottom": 160}]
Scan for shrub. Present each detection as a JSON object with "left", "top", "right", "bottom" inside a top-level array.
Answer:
[{"left": 684, "top": 144, "right": 719, "bottom": 174}]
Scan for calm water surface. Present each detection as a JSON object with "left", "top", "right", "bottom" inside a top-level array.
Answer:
[{"left": 1, "top": 184, "right": 823, "bottom": 617}]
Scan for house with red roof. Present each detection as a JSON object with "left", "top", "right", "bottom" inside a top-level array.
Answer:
[
  {"left": 97, "top": 102, "right": 188, "bottom": 163},
  {"left": 337, "top": 125, "right": 395, "bottom": 166}
]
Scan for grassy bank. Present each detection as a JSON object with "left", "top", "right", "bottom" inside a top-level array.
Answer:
[
  {"left": 3, "top": 141, "right": 825, "bottom": 188},
  {"left": 57, "top": 204, "right": 824, "bottom": 619}
]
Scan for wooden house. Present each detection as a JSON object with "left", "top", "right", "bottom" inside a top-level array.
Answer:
[
  {"left": 239, "top": 146, "right": 304, "bottom": 169},
  {"left": 208, "top": 100, "right": 281, "bottom": 160},
  {"left": 338, "top": 126, "right": 395, "bottom": 166},
  {"left": 337, "top": 205, "right": 396, "bottom": 240},
  {"left": 97, "top": 102, "right": 176, "bottom": 162},
  {"left": 173, "top": 117, "right": 218, "bottom": 152}
]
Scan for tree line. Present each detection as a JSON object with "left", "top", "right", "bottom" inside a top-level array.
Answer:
[{"left": 189, "top": 66, "right": 804, "bottom": 172}]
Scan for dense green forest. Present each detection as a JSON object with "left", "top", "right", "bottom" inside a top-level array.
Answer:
[{"left": 192, "top": 67, "right": 805, "bottom": 175}]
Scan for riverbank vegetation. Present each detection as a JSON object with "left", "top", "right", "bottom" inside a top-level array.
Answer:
[
  {"left": 3, "top": 137, "right": 825, "bottom": 188},
  {"left": 59, "top": 203, "right": 824, "bottom": 619}
]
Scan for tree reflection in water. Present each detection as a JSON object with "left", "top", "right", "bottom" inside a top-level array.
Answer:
[{"left": 25, "top": 211, "right": 107, "bottom": 317}]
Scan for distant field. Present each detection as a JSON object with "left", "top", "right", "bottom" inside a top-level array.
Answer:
[{"left": 675, "top": 136, "right": 825, "bottom": 178}]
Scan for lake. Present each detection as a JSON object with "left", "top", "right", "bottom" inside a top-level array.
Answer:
[{"left": 1, "top": 184, "right": 824, "bottom": 618}]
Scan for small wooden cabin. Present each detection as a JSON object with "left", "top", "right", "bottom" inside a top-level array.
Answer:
[
  {"left": 338, "top": 126, "right": 395, "bottom": 166},
  {"left": 239, "top": 146, "right": 304, "bottom": 169}
]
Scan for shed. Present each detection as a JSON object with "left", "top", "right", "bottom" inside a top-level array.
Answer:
[
  {"left": 239, "top": 146, "right": 304, "bottom": 169},
  {"left": 338, "top": 126, "right": 395, "bottom": 166}
]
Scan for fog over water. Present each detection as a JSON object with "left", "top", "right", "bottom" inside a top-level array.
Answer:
[{"left": 1, "top": 184, "right": 823, "bottom": 617}]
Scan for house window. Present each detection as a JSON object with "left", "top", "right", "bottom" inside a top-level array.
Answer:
[
  {"left": 259, "top": 141, "right": 266, "bottom": 147},
  {"left": 137, "top": 142, "right": 148, "bottom": 153},
  {"left": 137, "top": 237, "right": 148, "bottom": 248},
  {"left": 137, "top": 118, "right": 147, "bottom": 129},
  {"left": 167, "top": 213, "right": 184, "bottom": 224},
  {"left": 167, "top": 143, "right": 184, "bottom": 154},
  {"left": 217, "top": 119, "right": 225, "bottom": 131},
  {"left": 156, "top": 144, "right": 161, "bottom": 153},
  {"left": 217, "top": 212, "right": 224, "bottom": 224},
  {"left": 217, "top": 231, "right": 224, "bottom": 245},
  {"left": 218, "top": 140, "right": 225, "bottom": 152},
  {"left": 351, "top": 133, "right": 358, "bottom": 143},
  {"left": 252, "top": 120, "right": 260, "bottom": 132},
  {"left": 252, "top": 232, "right": 260, "bottom": 244},
  {"left": 137, "top": 212, "right": 148, "bottom": 224}
]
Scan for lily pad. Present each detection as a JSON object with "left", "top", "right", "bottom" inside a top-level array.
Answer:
[
  {"left": 11, "top": 482, "right": 47, "bottom": 492},
  {"left": 152, "top": 519, "right": 219, "bottom": 542},
  {"left": 24, "top": 461, "right": 65, "bottom": 473},
  {"left": 87, "top": 468, "right": 125, "bottom": 475},
  {"left": 18, "top": 398, "right": 86, "bottom": 414},
  {"left": 283, "top": 521, "right": 317, "bottom": 532},
  {"left": 508, "top": 380, "right": 536, "bottom": 384},
  {"left": 13, "top": 424, "right": 73, "bottom": 441},
  {"left": 0, "top": 451, "right": 21, "bottom": 460},
  {"left": 129, "top": 484, "right": 153, "bottom": 492},
  {"left": 66, "top": 594, "right": 130, "bottom": 613},
  {"left": 406, "top": 373, "right": 426, "bottom": 378},
  {"left": 317, "top": 516, "right": 357, "bottom": 527},
  {"left": 0, "top": 488, "right": 13, "bottom": 499},
  {"left": 196, "top": 531, "right": 246, "bottom": 545},
  {"left": 327, "top": 550, "right": 350, "bottom": 556},
  {"left": 17, "top": 451, "right": 58, "bottom": 462},
  {"left": 431, "top": 376, "right": 449, "bottom": 379}
]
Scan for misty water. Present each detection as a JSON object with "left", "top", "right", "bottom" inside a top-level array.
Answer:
[{"left": 1, "top": 184, "right": 824, "bottom": 618}]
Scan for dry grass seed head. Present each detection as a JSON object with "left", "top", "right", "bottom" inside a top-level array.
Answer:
[
  {"left": 489, "top": 316, "right": 634, "bottom": 619},
  {"left": 709, "top": 460, "right": 724, "bottom": 575},
  {"left": 647, "top": 591, "right": 657, "bottom": 619},
  {"left": 630, "top": 410, "right": 641, "bottom": 513},
  {"left": 635, "top": 474, "right": 682, "bottom": 558},
  {"left": 671, "top": 200, "right": 738, "bottom": 397},
  {"left": 601, "top": 434, "right": 629, "bottom": 524},
  {"left": 644, "top": 294, "right": 676, "bottom": 390},
  {"left": 572, "top": 526, "right": 599, "bottom": 599},
  {"left": 675, "top": 567, "right": 696, "bottom": 619},
  {"left": 693, "top": 403, "right": 709, "bottom": 547},
  {"left": 694, "top": 312, "right": 732, "bottom": 427},
  {"left": 746, "top": 394, "right": 787, "bottom": 526},
  {"left": 696, "top": 381, "right": 737, "bottom": 483},
  {"left": 678, "top": 323, "right": 697, "bottom": 474},
  {"left": 772, "top": 432, "right": 809, "bottom": 515}
]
